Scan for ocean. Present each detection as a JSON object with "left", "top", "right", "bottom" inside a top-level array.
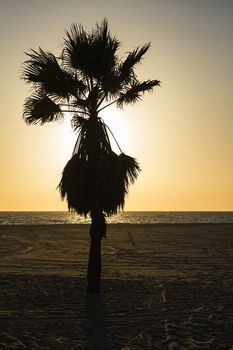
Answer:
[{"left": 0, "top": 211, "right": 232, "bottom": 225}]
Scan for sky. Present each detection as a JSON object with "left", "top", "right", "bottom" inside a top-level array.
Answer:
[{"left": 0, "top": 0, "right": 233, "bottom": 211}]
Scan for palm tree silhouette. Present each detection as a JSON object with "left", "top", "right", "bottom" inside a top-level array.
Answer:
[{"left": 22, "top": 19, "right": 160, "bottom": 293}]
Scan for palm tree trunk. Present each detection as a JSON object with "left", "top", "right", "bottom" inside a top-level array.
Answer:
[
  {"left": 86, "top": 115, "right": 107, "bottom": 293},
  {"left": 87, "top": 211, "right": 106, "bottom": 293}
]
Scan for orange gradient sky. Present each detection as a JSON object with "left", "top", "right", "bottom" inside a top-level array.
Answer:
[{"left": 0, "top": 0, "right": 233, "bottom": 211}]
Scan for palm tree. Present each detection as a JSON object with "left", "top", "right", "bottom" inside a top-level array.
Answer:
[{"left": 21, "top": 19, "right": 160, "bottom": 293}]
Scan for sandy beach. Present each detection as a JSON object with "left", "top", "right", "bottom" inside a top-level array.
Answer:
[{"left": 0, "top": 223, "right": 233, "bottom": 349}]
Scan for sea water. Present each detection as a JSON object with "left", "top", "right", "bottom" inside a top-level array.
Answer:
[{"left": 0, "top": 211, "right": 232, "bottom": 225}]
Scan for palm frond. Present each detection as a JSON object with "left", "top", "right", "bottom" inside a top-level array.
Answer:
[
  {"left": 63, "top": 23, "right": 90, "bottom": 72},
  {"left": 75, "top": 97, "right": 89, "bottom": 109},
  {"left": 117, "top": 43, "right": 150, "bottom": 83},
  {"left": 71, "top": 115, "right": 88, "bottom": 131},
  {"left": 125, "top": 43, "right": 151, "bottom": 67},
  {"left": 117, "top": 79, "right": 160, "bottom": 107},
  {"left": 23, "top": 92, "right": 63, "bottom": 124},
  {"left": 63, "top": 19, "right": 120, "bottom": 80},
  {"left": 91, "top": 19, "right": 120, "bottom": 80},
  {"left": 100, "top": 69, "right": 120, "bottom": 98},
  {"left": 100, "top": 43, "right": 158, "bottom": 101},
  {"left": 22, "top": 48, "right": 86, "bottom": 99}
]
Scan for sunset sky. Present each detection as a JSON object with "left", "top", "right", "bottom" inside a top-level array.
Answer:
[{"left": 0, "top": 0, "right": 233, "bottom": 211}]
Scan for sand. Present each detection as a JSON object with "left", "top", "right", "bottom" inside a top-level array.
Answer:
[{"left": 0, "top": 223, "right": 233, "bottom": 349}]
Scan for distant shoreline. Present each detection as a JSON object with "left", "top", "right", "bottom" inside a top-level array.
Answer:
[
  {"left": 1, "top": 210, "right": 232, "bottom": 212},
  {"left": 1, "top": 211, "right": 232, "bottom": 225},
  {"left": 1, "top": 222, "right": 233, "bottom": 228}
]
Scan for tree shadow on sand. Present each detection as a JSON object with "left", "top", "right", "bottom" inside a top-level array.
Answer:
[{"left": 86, "top": 293, "right": 109, "bottom": 349}]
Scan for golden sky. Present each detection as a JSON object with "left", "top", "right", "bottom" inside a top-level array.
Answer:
[{"left": 0, "top": 0, "right": 233, "bottom": 211}]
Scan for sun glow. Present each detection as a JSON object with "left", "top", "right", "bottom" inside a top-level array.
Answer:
[
  {"left": 100, "top": 106, "right": 136, "bottom": 156},
  {"left": 49, "top": 116, "right": 78, "bottom": 169},
  {"left": 55, "top": 109, "right": 135, "bottom": 164},
  {"left": 56, "top": 110, "right": 134, "bottom": 160}
]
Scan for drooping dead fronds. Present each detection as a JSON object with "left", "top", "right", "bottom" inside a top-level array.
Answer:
[{"left": 58, "top": 118, "right": 140, "bottom": 216}]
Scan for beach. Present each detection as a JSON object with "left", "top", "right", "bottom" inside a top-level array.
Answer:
[{"left": 0, "top": 223, "right": 233, "bottom": 349}]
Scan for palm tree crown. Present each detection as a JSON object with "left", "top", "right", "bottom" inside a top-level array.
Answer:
[{"left": 22, "top": 19, "right": 160, "bottom": 217}]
